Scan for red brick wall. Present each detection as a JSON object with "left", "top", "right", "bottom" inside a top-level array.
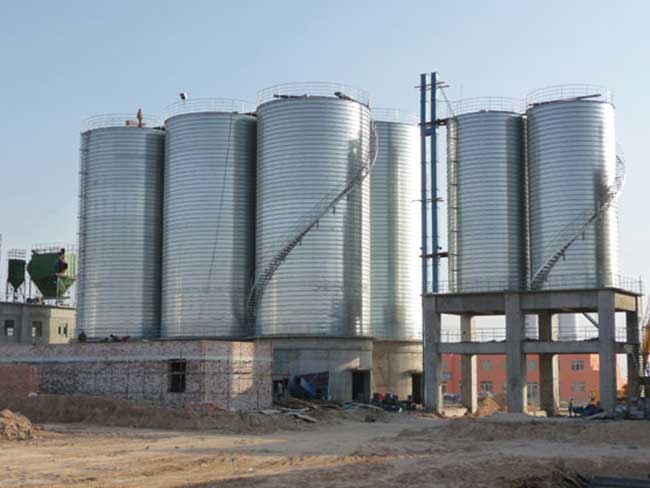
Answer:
[
  {"left": 0, "top": 364, "right": 38, "bottom": 397},
  {"left": 442, "top": 353, "right": 625, "bottom": 404}
]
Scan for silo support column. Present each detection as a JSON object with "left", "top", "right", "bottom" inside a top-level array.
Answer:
[
  {"left": 598, "top": 291, "right": 617, "bottom": 413},
  {"left": 506, "top": 293, "right": 527, "bottom": 413},
  {"left": 423, "top": 296, "right": 443, "bottom": 413},
  {"left": 460, "top": 314, "right": 477, "bottom": 414},
  {"left": 538, "top": 312, "right": 559, "bottom": 416},
  {"left": 626, "top": 304, "right": 641, "bottom": 404}
]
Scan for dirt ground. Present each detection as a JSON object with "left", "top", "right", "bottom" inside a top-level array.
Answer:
[{"left": 2, "top": 398, "right": 650, "bottom": 488}]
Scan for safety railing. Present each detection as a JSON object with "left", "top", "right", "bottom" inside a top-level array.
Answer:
[
  {"left": 439, "top": 325, "right": 629, "bottom": 343},
  {"left": 31, "top": 243, "right": 78, "bottom": 254},
  {"left": 81, "top": 113, "right": 162, "bottom": 132},
  {"left": 165, "top": 98, "right": 255, "bottom": 119},
  {"left": 371, "top": 108, "right": 418, "bottom": 124},
  {"left": 257, "top": 82, "right": 370, "bottom": 106},
  {"left": 7, "top": 249, "right": 26, "bottom": 260},
  {"left": 446, "top": 97, "right": 524, "bottom": 118},
  {"left": 526, "top": 84, "right": 613, "bottom": 106},
  {"left": 433, "top": 275, "right": 643, "bottom": 295}
]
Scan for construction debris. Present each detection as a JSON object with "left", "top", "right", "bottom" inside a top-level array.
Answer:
[
  {"left": 342, "top": 402, "right": 384, "bottom": 412},
  {"left": 475, "top": 394, "right": 505, "bottom": 417},
  {"left": 0, "top": 409, "right": 39, "bottom": 441}
]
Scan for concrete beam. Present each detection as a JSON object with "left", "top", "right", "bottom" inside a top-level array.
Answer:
[
  {"left": 598, "top": 291, "right": 617, "bottom": 413},
  {"left": 520, "top": 290, "right": 598, "bottom": 313},
  {"left": 422, "top": 297, "right": 443, "bottom": 414},
  {"left": 505, "top": 294, "right": 527, "bottom": 413},
  {"left": 460, "top": 314, "right": 477, "bottom": 414},
  {"left": 433, "top": 289, "right": 639, "bottom": 317},
  {"left": 538, "top": 312, "right": 559, "bottom": 416},
  {"left": 523, "top": 341, "right": 601, "bottom": 355},
  {"left": 439, "top": 342, "right": 507, "bottom": 355},
  {"left": 616, "top": 293, "right": 639, "bottom": 313},
  {"left": 432, "top": 294, "right": 505, "bottom": 315}
]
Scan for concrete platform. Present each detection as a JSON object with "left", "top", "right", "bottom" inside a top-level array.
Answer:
[
  {"left": 257, "top": 336, "right": 422, "bottom": 402},
  {"left": 423, "top": 288, "right": 642, "bottom": 415}
]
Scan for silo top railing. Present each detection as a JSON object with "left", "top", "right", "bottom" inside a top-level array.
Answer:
[
  {"left": 257, "top": 82, "right": 370, "bottom": 107},
  {"left": 164, "top": 98, "right": 255, "bottom": 120},
  {"left": 526, "top": 84, "right": 613, "bottom": 107},
  {"left": 371, "top": 108, "right": 418, "bottom": 124},
  {"left": 81, "top": 113, "right": 163, "bottom": 132},
  {"left": 446, "top": 97, "right": 524, "bottom": 118},
  {"left": 32, "top": 243, "right": 77, "bottom": 254}
]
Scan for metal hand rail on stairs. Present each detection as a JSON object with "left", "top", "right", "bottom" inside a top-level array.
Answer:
[
  {"left": 246, "top": 121, "right": 378, "bottom": 325},
  {"left": 529, "top": 152, "right": 626, "bottom": 291}
]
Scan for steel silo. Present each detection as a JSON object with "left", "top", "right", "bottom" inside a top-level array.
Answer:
[
  {"left": 253, "top": 83, "right": 372, "bottom": 337},
  {"left": 77, "top": 114, "right": 164, "bottom": 338},
  {"left": 526, "top": 86, "right": 619, "bottom": 290},
  {"left": 161, "top": 99, "right": 256, "bottom": 338},
  {"left": 446, "top": 99, "right": 526, "bottom": 292},
  {"left": 370, "top": 110, "right": 420, "bottom": 341}
]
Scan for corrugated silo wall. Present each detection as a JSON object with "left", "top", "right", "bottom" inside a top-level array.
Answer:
[
  {"left": 447, "top": 111, "right": 527, "bottom": 292},
  {"left": 370, "top": 120, "right": 421, "bottom": 340},
  {"left": 527, "top": 100, "right": 619, "bottom": 289},
  {"left": 77, "top": 127, "right": 164, "bottom": 338},
  {"left": 254, "top": 97, "right": 371, "bottom": 337},
  {"left": 161, "top": 112, "right": 256, "bottom": 338}
]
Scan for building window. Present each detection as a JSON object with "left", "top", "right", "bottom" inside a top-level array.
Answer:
[
  {"left": 4, "top": 320, "right": 15, "bottom": 337},
  {"left": 527, "top": 360, "right": 537, "bottom": 371},
  {"left": 572, "top": 381, "right": 586, "bottom": 392},
  {"left": 441, "top": 383, "right": 447, "bottom": 395},
  {"left": 63, "top": 324, "right": 68, "bottom": 337},
  {"left": 480, "top": 381, "right": 493, "bottom": 392},
  {"left": 169, "top": 360, "right": 187, "bottom": 393},
  {"left": 441, "top": 371, "right": 452, "bottom": 381},
  {"left": 527, "top": 383, "right": 539, "bottom": 402},
  {"left": 571, "top": 360, "right": 585, "bottom": 371},
  {"left": 58, "top": 326, "right": 62, "bottom": 335},
  {"left": 480, "top": 359, "right": 492, "bottom": 371},
  {"left": 32, "top": 321, "right": 43, "bottom": 337}
]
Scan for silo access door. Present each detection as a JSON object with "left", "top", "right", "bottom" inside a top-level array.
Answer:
[{"left": 351, "top": 370, "right": 370, "bottom": 402}]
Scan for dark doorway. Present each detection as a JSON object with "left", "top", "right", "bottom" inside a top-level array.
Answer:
[
  {"left": 412, "top": 373, "right": 423, "bottom": 404},
  {"left": 351, "top": 370, "right": 370, "bottom": 402}
]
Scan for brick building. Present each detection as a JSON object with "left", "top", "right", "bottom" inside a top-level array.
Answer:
[
  {"left": 0, "top": 302, "right": 75, "bottom": 345},
  {"left": 442, "top": 353, "right": 626, "bottom": 405},
  {"left": 0, "top": 340, "right": 273, "bottom": 411}
]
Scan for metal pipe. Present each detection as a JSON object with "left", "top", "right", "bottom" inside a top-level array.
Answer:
[
  {"left": 420, "top": 73, "right": 429, "bottom": 296},
  {"left": 430, "top": 72, "right": 439, "bottom": 293}
]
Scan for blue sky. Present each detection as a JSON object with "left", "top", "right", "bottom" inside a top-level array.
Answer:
[{"left": 0, "top": 0, "right": 648, "bottom": 295}]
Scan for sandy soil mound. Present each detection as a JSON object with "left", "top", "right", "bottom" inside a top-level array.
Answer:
[
  {"left": 0, "top": 408, "right": 39, "bottom": 440},
  {"left": 0, "top": 395, "right": 385, "bottom": 433},
  {"left": 475, "top": 395, "right": 504, "bottom": 417},
  {"left": 400, "top": 417, "right": 650, "bottom": 446}
]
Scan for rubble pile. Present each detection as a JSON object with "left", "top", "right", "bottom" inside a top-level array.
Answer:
[{"left": 0, "top": 409, "right": 39, "bottom": 441}]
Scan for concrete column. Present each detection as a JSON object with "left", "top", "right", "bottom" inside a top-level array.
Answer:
[
  {"left": 460, "top": 314, "right": 477, "bottom": 414},
  {"left": 505, "top": 293, "right": 527, "bottom": 413},
  {"left": 423, "top": 296, "right": 443, "bottom": 413},
  {"left": 538, "top": 312, "right": 559, "bottom": 416},
  {"left": 626, "top": 302, "right": 641, "bottom": 403},
  {"left": 598, "top": 291, "right": 617, "bottom": 413},
  {"left": 19, "top": 305, "right": 29, "bottom": 344}
]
